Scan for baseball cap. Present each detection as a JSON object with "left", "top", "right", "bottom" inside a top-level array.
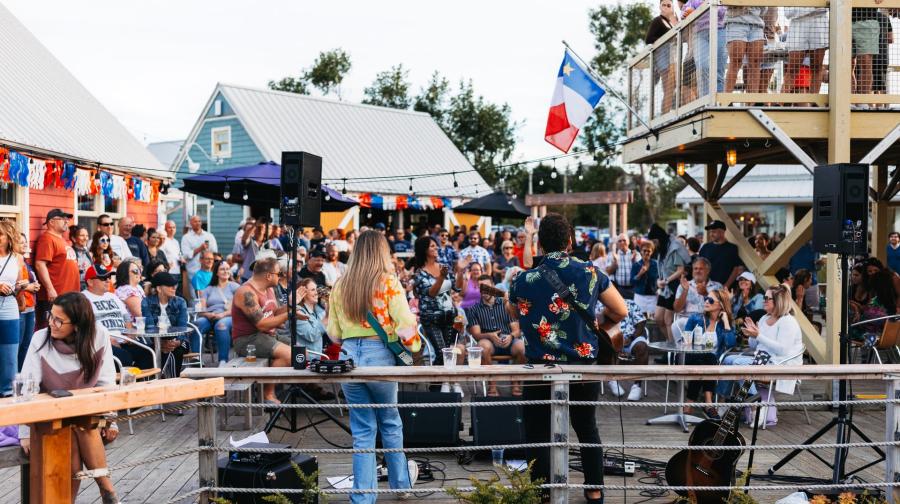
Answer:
[
  {"left": 309, "top": 246, "right": 326, "bottom": 259},
  {"left": 373, "top": 222, "right": 386, "bottom": 230},
  {"left": 84, "top": 263, "right": 114, "bottom": 281},
  {"left": 737, "top": 271, "right": 757, "bottom": 284},
  {"left": 250, "top": 249, "right": 279, "bottom": 271},
  {"left": 705, "top": 220, "right": 726, "bottom": 231},
  {"left": 45, "top": 208, "right": 73, "bottom": 223},
  {"left": 151, "top": 272, "right": 179, "bottom": 287}
]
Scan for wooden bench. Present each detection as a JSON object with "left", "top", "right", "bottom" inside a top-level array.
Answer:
[
  {"left": 0, "top": 445, "right": 28, "bottom": 503},
  {"left": 219, "top": 357, "right": 268, "bottom": 430}
]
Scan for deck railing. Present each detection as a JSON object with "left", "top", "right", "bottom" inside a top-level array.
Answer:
[
  {"left": 626, "top": 0, "right": 900, "bottom": 137},
  {"left": 176, "top": 364, "right": 900, "bottom": 504}
]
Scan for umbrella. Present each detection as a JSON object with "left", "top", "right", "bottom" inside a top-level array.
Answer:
[
  {"left": 454, "top": 191, "right": 530, "bottom": 219},
  {"left": 180, "top": 161, "right": 357, "bottom": 211}
]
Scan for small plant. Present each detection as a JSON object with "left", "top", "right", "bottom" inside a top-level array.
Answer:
[
  {"left": 809, "top": 490, "right": 888, "bottom": 504},
  {"left": 447, "top": 461, "right": 543, "bottom": 504},
  {"left": 209, "top": 464, "right": 325, "bottom": 504},
  {"left": 673, "top": 470, "right": 759, "bottom": 504}
]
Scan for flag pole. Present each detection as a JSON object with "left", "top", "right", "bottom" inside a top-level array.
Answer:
[{"left": 561, "top": 40, "right": 659, "bottom": 139}]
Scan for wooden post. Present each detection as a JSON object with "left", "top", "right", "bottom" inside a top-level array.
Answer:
[
  {"left": 708, "top": 5, "right": 718, "bottom": 105},
  {"left": 549, "top": 381, "right": 570, "bottom": 504},
  {"left": 198, "top": 401, "right": 218, "bottom": 504},
  {"left": 703, "top": 164, "right": 717, "bottom": 242},
  {"left": 886, "top": 377, "right": 900, "bottom": 504},
  {"left": 619, "top": 204, "right": 628, "bottom": 236},
  {"left": 873, "top": 165, "right": 889, "bottom": 264},
  {"left": 29, "top": 421, "right": 72, "bottom": 504},
  {"left": 610, "top": 204, "right": 618, "bottom": 239}
]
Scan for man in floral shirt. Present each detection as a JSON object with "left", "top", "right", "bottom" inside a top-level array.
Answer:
[{"left": 507, "top": 213, "right": 626, "bottom": 503}]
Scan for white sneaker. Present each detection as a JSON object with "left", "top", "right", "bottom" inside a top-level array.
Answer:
[
  {"left": 218, "top": 360, "right": 228, "bottom": 367},
  {"left": 440, "top": 383, "right": 451, "bottom": 393},
  {"left": 608, "top": 381, "right": 625, "bottom": 397},
  {"left": 452, "top": 383, "right": 464, "bottom": 397},
  {"left": 627, "top": 384, "right": 642, "bottom": 401}
]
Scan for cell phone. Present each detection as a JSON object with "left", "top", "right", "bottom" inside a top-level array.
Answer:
[{"left": 49, "top": 389, "right": 73, "bottom": 398}]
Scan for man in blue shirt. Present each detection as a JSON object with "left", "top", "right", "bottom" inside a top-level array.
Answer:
[
  {"left": 436, "top": 229, "right": 458, "bottom": 269},
  {"left": 887, "top": 232, "right": 900, "bottom": 273},
  {"left": 392, "top": 229, "right": 412, "bottom": 253},
  {"left": 507, "top": 212, "right": 626, "bottom": 503}
]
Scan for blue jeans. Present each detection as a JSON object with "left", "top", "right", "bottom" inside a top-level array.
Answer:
[
  {"left": 0, "top": 317, "right": 20, "bottom": 396},
  {"left": 717, "top": 354, "right": 757, "bottom": 397},
  {"left": 695, "top": 27, "right": 727, "bottom": 96},
  {"left": 340, "top": 338, "right": 411, "bottom": 504},
  {"left": 195, "top": 316, "right": 233, "bottom": 362},
  {"left": 17, "top": 310, "right": 35, "bottom": 370}
]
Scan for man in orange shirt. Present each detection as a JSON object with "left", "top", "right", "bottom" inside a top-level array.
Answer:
[{"left": 33, "top": 208, "right": 80, "bottom": 329}]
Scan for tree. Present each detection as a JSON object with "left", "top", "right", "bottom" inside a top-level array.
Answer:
[
  {"left": 444, "top": 80, "right": 518, "bottom": 186},
  {"left": 413, "top": 72, "right": 451, "bottom": 126},
  {"left": 305, "top": 48, "right": 352, "bottom": 98},
  {"left": 579, "top": 2, "right": 684, "bottom": 230},
  {"left": 362, "top": 64, "right": 412, "bottom": 109},
  {"left": 268, "top": 48, "right": 352, "bottom": 98}
]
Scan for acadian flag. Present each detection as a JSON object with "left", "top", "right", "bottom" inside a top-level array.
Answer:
[{"left": 545, "top": 50, "right": 606, "bottom": 153}]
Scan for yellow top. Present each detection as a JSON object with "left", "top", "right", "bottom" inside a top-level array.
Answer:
[{"left": 327, "top": 273, "right": 416, "bottom": 341}]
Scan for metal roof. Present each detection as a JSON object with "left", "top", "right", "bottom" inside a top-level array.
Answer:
[
  {"left": 0, "top": 3, "right": 165, "bottom": 176},
  {"left": 147, "top": 140, "right": 185, "bottom": 170},
  {"left": 208, "top": 83, "right": 490, "bottom": 198},
  {"left": 676, "top": 165, "right": 815, "bottom": 204}
]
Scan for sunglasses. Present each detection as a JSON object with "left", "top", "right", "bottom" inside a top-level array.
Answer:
[
  {"left": 764, "top": 295, "right": 774, "bottom": 301},
  {"left": 502, "top": 246, "right": 513, "bottom": 250},
  {"left": 704, "top": 296, "right": 719, "bottom": 304},
  {"left": 130, "top": 268, "right": 141, "bottom": 275},
  {"left": 99, "top": 222, "right": 113, "bottom": 227},
  {"left": 99, "top": 238, "right": 109, "bottom": 244}
]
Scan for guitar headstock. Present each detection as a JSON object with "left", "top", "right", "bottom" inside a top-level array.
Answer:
[{"left": 478, "top": 283, "right": 507, "bottom": 299}]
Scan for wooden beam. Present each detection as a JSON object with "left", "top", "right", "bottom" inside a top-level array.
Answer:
[
  {"left": 680, "top": 172, "right": 707, "bottom": 201},
  {"left": 30, "top": 422, "right": 71, "bottom": 504},
  {"left": 710, "top": 163, "right": 729, "bottom": 201},
  {"left": 873, "top": 166, "right": 889, "bottom": 264},
  {"left": 851, "top": 94, "right": 900, "bottom": 104},
  {"left": 883, "top": 167, "right": 900, "bottom": 201},
  {"left": 0, "top": 378, "right": 224, "bottom": 427},
  {"left": 718, "top": 164, "right": 756, "bottom": 197},
  {"left": 524, "top": 191, "right": 633, "bottom": 206},
  {"left": 717, "top": 92, "right": 828, "bottom": 105},
  {"left": 705, "top": 202, "right": 762, "bottom": 274}
]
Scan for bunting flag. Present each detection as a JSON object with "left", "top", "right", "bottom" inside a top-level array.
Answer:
[{"left": 358, "top": 193, "right": 452, "bottom": 210}]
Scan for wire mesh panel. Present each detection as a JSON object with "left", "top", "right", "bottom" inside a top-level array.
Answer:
[
  {"left": 679, "top": 9, "right": 712, "bottom": 108},
  {"left": 653, "top": 36, "right": 679, "bottom": 117},
  {"left": 849, "top": 6, "right": 899, "bottom": 106},
  {"left": 629, "top": 54, "right": 651, "bottom": 131}
]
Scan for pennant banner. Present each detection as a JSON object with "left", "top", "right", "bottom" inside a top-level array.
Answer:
[{"left": 358, "top": 193, "right": 451, "bottom": 210}]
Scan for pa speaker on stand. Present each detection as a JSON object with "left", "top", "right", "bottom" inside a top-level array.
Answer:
[
  {"left": 812, "top": 163, "right": 868, "bottom": 255},
  {"left": 280, "top": 152, "right": 322, "bottom": 228}
]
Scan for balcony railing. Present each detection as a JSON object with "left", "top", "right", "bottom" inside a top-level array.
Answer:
[{"left": 626, "top": 0, "right": 900, "bottom": 136}]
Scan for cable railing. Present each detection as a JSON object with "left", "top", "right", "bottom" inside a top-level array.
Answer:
[
  {"left": 626, "top": 0, "right": 900, "bottom": 137},
  {"left": 167, "top": 364, "right": 900, "bottom": 504}
]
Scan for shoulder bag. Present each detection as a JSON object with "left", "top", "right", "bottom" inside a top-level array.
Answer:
[{"left": 366, "top": 311, "right": 414, "bottom": 366}]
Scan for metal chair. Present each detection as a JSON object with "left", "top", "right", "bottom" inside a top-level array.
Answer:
[
  {"left": 761, "top": 346, "right": 810, "bottom": 430},
  {"left": 850, "top": 315, "right": 900, "bottom": 364}
]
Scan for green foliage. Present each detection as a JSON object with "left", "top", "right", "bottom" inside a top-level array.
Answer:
[
  {"left": 587, "top": 2, "right": 654, "bottom": 78},
  {"left": 268, "top": 48, "right": 352, "bottom": 98},
  {"left": 414, "top": 71, "right": 451, "bottom": 125},
  {"left": 446, "top": 461, "right": 543, "bottom": 504},
  {"left": 362, "top": 64, "right": 413, "bottom": 109}
]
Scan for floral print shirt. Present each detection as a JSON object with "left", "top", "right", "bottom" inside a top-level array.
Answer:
[
  {"left": 327, "top": 273, "right": 416, "bottom": 341},
  {"left": 509, "top": 251, "right": 609, "bottom": 362},
  {"left": 413, "top": 268, "right": 454, "bottom": 318}
]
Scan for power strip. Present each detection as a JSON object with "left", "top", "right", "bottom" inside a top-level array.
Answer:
[
  {"left": 376, "top": 462, "right": 433, "bottom": 482},
  {"left": 603, "top": 457, "right": 636, "bottom": 477}
]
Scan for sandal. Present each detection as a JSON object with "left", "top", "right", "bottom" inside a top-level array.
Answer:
[
  {"left": 511, "top": 385, "right": 523, "bottom": 397},
  {"left": 486, "top": 387, "right": 500, "bottom": 397}
]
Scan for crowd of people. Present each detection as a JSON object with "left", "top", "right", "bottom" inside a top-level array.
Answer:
[
  {"left": 647, "top": 0, "right": 895, "bottom": 111},
  {"left": 6, "top": 203, "right": 900, "bottom": 503}
]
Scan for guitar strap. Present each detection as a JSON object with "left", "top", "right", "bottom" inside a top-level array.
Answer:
[{"left": 540, "top": 264, "right": 619, "bottom": 362}]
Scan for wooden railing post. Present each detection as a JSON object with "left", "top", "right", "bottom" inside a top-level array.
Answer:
[
  {"left": 198, "top": 400, "right": 217, "bottom": 504},
  {"left": 887, "top": 377, "right": 900, "bottom": 504},
  {"left": 550, "top": 380, "right": 570, "bottom": 504}
]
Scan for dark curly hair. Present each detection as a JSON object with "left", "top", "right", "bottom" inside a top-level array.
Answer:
[{"left": 537, "top": 213, "right": 571, "bottom": 253}]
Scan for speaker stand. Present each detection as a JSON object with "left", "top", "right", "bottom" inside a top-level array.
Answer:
[{"left": 264, "top": 385, "right": 350, "bottom": 435}]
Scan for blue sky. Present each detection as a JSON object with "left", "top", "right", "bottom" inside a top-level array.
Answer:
[{"left": 5, "top": 0, "right": 615, "bottom": 169}]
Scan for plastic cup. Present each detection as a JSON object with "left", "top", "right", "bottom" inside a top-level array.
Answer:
[
  {"left": 467, "top": 347, "right": 483, "bottom": 368},
  {"left": 492, "top": 448, "right": 505, "bottom": 467},
  {"left": 442, "top": 348, "right": 457, "bottom": 369},
  {"left": 135, "top": 317, "right": 146, "bottom": 333},
  {"left": 120, "top": 370, "right": 136, "bottom": 388},
  {"left": 245, "top": 344, "right": 257, "bottom": 363}
]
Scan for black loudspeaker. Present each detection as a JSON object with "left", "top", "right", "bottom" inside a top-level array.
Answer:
[
  {"left": 470, "top": 396, "right": 526, "bottom": 458},
  {"left": 280, "top": 152, "right": 322, "bottom": 228},
  {"left": 813, "top": 163, "right": 869, "bottom": 254},
  {"left": 218, "top": 449, "right": 318, "bottom": 504},
  {"left": 397, "top": 391, "right": 461, "bottom": 447}
]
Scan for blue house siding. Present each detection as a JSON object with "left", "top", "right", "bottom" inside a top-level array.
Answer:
[{"left": 175, "top": 96, "right": 265, "bottom": 249}]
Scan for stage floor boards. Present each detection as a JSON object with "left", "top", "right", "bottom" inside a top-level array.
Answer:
[{"left": 0, "top": 377, "right": 890, "bottom": 503}]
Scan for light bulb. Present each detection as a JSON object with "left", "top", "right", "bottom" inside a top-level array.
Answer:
[
  {"left": 223, "top": 182, "right": 230, "bottom": 200},
  {"left": 676, "top": 162, "right": 686, "bottom": 176},
  {"left": 578, "top": 173, "right": 584, "bottom": 180},
  {"left": 539, "top": 179, "right": 545, "bottom": 186},
  {"left": 366, "top": 211, "right": 372, "bottom": 219},
  {"left": 325, "top": 194, "right": 331, "bottom": 201},
  {"left": 242, "top": 189, "right": 249, "bottom": 201},
  {"left": 550, "top": 171, "right": 558, "bottom": 179},
  {"left": 726, "top": 149, "right": 737, "bottom": 167}
]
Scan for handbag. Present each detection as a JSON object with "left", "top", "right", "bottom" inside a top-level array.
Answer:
[{"left": 366, "top": 312, "right": 414, "bottom": 366}]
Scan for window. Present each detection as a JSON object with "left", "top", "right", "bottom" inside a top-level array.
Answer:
[
  {"left": 211, "top": 126, "right": 231, "bottom": 158},
  {"left": 76, "top": 193, "right": 124, "bottom": 235},
  {"left": 214, "top": 99, "right": 222, "bottom": 116},
  {"left": 0, "top": 182, "right": 22, "bottom": 225}
]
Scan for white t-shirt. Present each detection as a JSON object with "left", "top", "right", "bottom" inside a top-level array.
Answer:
[
  {"left": 81, "top": 289, "right": 130, "bottom": 335},
  {"left": 322, "top": 261, "right": 347, "bottom": 287},
  {"left": 159, "top": 235, "right": 182, "bottom": 274},
  {"left": 181, "top": 230, "right": 218, "bottom": 277}
]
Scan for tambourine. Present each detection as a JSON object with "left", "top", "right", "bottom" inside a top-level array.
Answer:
[{"left": 308, "top": 358, "right": 355, "bottom": 374}]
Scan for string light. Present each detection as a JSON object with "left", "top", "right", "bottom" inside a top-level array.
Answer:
[
  {"left": 452, "top": 172, "right": 458, "bottom": 188},
  {"left": 726, "top": 148, "right": 737, "bottom": 167},
  {"left": 550, "top": 171, "right": 558, "bottom": 179},
  {"left": 325, "top": 193, "right": 331, "bottom": 201},
  {"left": 242, "top": 188, "right": 249, "bottom": 201},
  {"left": 676, "top": 162, "right": 686, "bottom": 176},
  {"left": 366, "top": 211, "right": 372, "bottom": 219},
  {"left": 341, "top": 178, "right": 347, "bottom": 195},
  {"left": 408, "top": 178, "right": 413, "bottom": 194},
  {"left": 223, "top": 181, "right": 230, "bottom": 200}
]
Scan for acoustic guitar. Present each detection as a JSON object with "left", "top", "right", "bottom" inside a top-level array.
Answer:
[{"left": 664, "top": 351, "right": 771, "bottom": 503}]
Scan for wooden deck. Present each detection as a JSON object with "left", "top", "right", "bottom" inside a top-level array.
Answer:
[{"left": 0, "top": 375, "right": 891, "bottom": 504}]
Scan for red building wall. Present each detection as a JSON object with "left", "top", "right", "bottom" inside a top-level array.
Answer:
[
  {"left": 128, "top": 200, "right": 159, "bottom": 230},
  {"left": 28, "top": 185, "right": 74, "bottom": 247}
]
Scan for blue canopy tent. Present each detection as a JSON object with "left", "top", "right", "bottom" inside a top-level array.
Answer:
[{"left": 180, "top": 161, "right": 357, "bottom": 211}]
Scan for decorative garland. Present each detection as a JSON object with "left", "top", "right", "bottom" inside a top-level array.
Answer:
[
  {"left": 357, "top": 193, "right": 451, "bottom": 210},
  {"left": 0, "top": 146, "right": 166, "bottom": 203}
]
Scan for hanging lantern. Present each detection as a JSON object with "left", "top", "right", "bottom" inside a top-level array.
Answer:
[
  {"left": 726, "top": 149, "right": 737, "bottom": 167},
  {"left": 676, "top": 162, "right": 686, "bottom": 176}
]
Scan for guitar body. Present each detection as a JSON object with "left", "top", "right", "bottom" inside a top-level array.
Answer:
[{"left": 665, "top": 419, "right": 746, "bottom": 503}]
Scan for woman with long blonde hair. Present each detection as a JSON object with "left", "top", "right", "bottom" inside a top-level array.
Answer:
[
  {"left": 327, "top": 230, "right": 418, "bottom": 502},
  {"left": 0, "top": 220, "right": 25, "bottom": 396}
]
